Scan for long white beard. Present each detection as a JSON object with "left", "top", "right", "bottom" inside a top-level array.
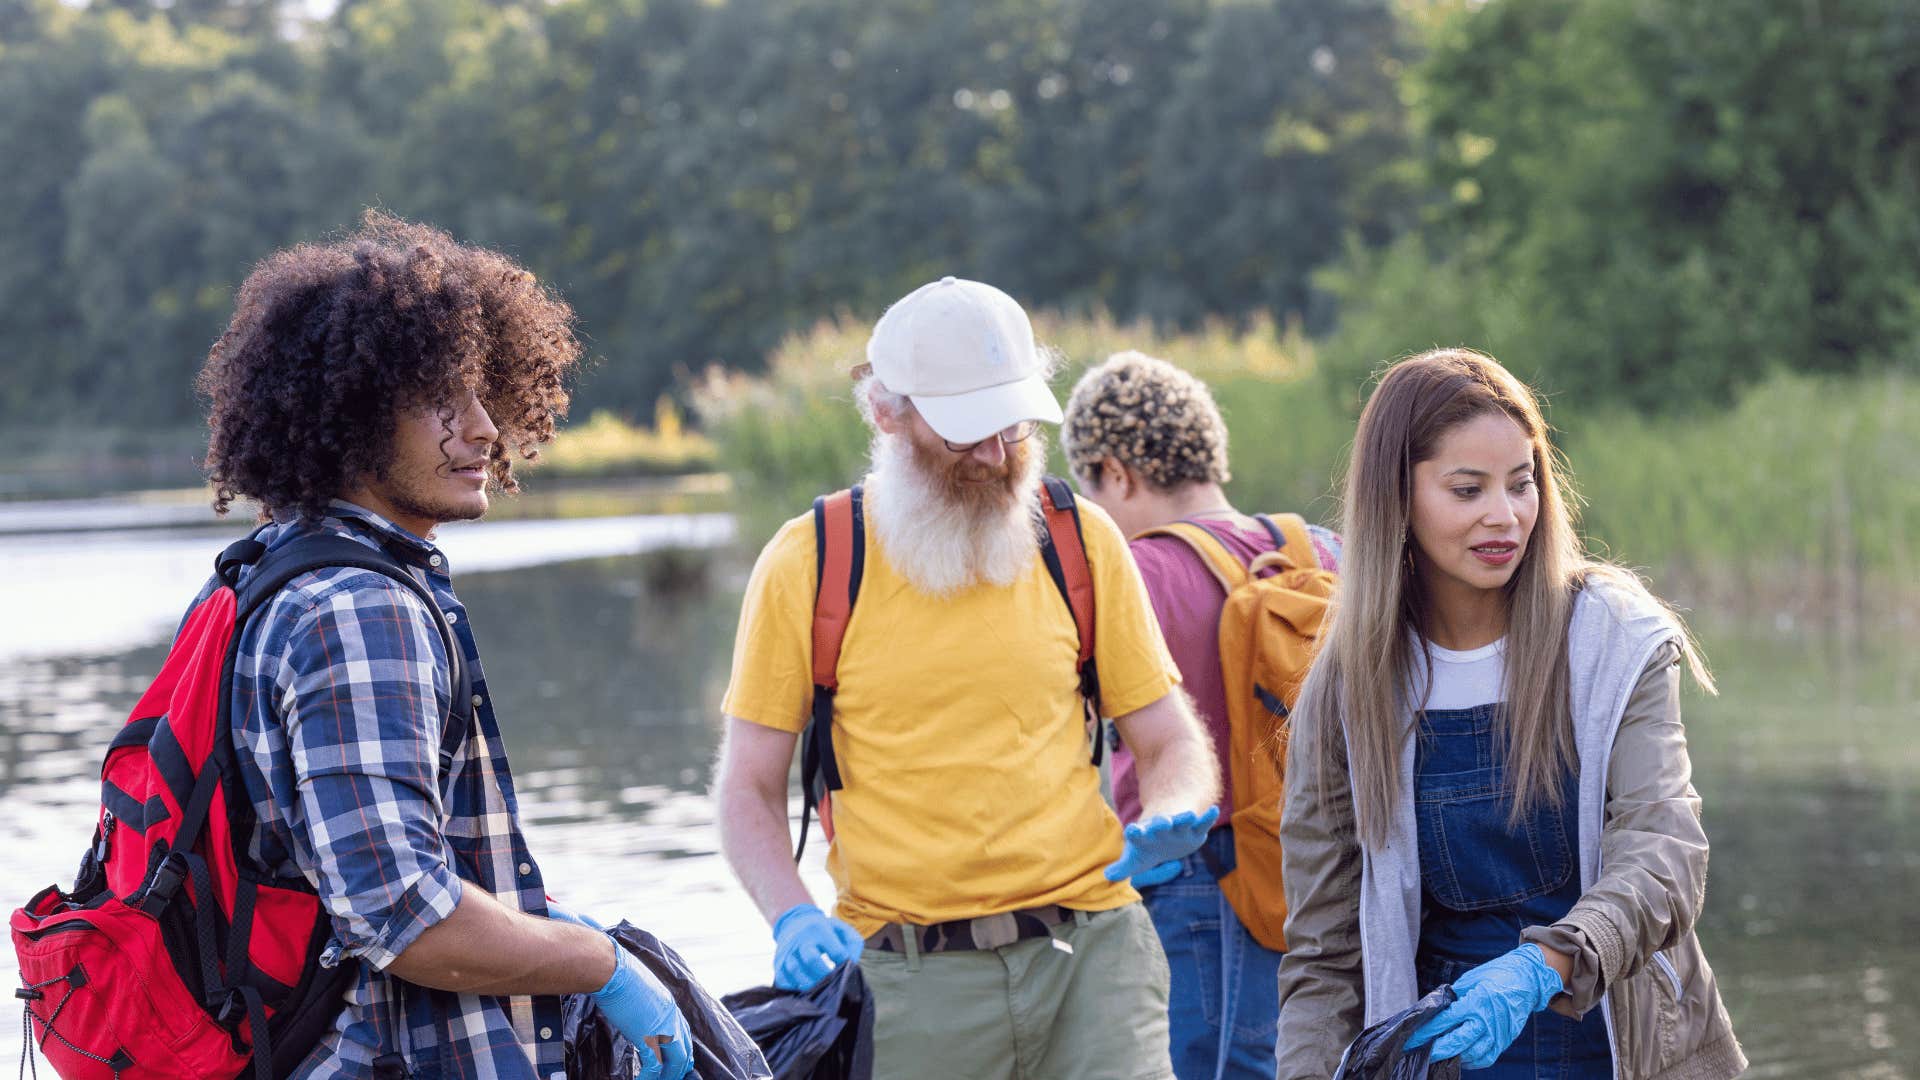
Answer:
[{"left": 865, "top": 433, "right": 1045, "bottom": 597}]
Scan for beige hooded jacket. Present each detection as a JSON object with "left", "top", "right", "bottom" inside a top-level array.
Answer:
[{"left": 1275, "top": 578, "right": 1745, "bottom": 1080}]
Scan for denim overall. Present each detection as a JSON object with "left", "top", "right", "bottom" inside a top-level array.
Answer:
[{"left": 1414, "top": 704, "right": 1612, "bottom": 1078}]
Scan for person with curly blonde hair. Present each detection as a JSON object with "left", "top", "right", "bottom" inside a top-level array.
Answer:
[{"left": 1064, "top": 351, "right": 1340, "bottom": 1080}]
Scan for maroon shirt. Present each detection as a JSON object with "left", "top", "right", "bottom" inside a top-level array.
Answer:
[{"left": 1112, "top": 515, "right": 1341, "bottom": 824}]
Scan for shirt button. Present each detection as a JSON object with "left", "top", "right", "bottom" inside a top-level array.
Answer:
[
  {"left": 471, "top": 694, "right": 484, "bottom": 709},
  {"left": 444, "top": 610, "right": 459, "bottom": 624},
  {"left": 519, "top": 861, "right": 532, "bottom": 876},
  {"left": 539, "top": 1026, "right": 553, "bottom": 1040},
  {"left": 428, "top": 554, "right": 443, "bottom": 567}
]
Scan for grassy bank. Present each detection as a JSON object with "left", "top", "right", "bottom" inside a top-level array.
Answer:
[
  {"left": 532, "top": 401, "right": 717, "bottom": 479},
  {"left": 698, "top": 313, "right": 1917, "bottom": 612}
]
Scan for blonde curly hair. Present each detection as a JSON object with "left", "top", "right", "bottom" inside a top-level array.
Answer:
[{"left": 1062, "top": 351, "right": 1230, "bottom": 491}]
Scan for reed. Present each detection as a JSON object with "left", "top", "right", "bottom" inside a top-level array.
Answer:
[{"left": 698, "top": 313, "right": 1916, "bottom": 605}]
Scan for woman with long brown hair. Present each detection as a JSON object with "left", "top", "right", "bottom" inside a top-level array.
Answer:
[{"left": 1274, "top": 350, "right": 1745, "bottom": 1078}]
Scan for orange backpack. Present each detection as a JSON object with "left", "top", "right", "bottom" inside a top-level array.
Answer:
[{"left": 1133, "top": 513, "right": 1336, "bottom": 951}]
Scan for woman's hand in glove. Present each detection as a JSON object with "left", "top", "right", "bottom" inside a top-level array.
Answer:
[{"left": 1405, "top": 944, "right": 1566, "bottom": 1070}]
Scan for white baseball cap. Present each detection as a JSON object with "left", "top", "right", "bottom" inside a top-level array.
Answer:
[{"left": 866, "top": 276, "right": 1063, "bottom": 444}]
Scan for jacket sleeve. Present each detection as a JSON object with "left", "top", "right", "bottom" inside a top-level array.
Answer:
[
  {"left": 1275, "top": 704, "right": 1366, "bottom": 1078},
  {"left": 1522, "top": 639, "right": 1707, "bottom": 1016}
]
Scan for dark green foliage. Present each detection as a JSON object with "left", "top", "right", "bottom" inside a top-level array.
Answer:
[
  {"left": 1320, "top": 0, "right": 1920, "bottom": 410},
  {"left": 6, "top": 0, "right": 1915, "bottom": 428},
  {"left": 0, "top": 0, "right": 1411, "bottom": 427}
]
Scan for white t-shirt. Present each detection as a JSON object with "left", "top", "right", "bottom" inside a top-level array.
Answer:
[{"left": 1416, "top": 636, "right": 1506, "bottom": 711}]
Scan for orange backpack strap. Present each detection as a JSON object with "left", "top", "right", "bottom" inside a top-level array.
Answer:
[
  {"left": 799, "top": 486, "right": 862, "bottom": 861},
  {"left": 810, "top": 487, "right": 862, "bottom": 691},
  {"left": 1133, "top": 521, "right": 1252, "bottom": 594},
  {"left": 1038, "top": 477, "right": 1104, "bottom": 760}
]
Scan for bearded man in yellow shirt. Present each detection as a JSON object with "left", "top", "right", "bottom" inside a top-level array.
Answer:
[{"left": 714, "top": 277, "right": 1223, "bottom": 1080}]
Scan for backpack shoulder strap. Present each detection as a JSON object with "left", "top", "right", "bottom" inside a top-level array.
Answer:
[
  {"left": 1038, "top": 478, "right": 1106, "bottom": 762},
  {"left": 809, "top": 487, "right": 863, "bottom": 694},
  {"left": 798, "top": 487, "right": 862, "bottom": 861},
  {"left": 1132, "top": 520, "right": 1252, "bottom": 594},
  {"left": 1254, "top": 512, "right": 1321, "bottom": 571},
  {"left": 1038, "top": 477, "right": 1096, "bottom": 673},
  {"left": 224, "top": 533, "right": 473, "bottom": 766}
]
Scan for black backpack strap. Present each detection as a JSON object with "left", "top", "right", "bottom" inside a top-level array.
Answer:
[{"left": 227, "top": 533, "right": 473, "bottom": 764}]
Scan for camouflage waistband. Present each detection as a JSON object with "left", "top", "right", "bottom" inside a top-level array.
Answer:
[{"left": 865, "top": 904, "right": 1085, "bottom": 954}]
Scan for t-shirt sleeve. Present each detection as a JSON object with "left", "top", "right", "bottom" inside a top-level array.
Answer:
[
  {"left": 1078, "top": 501, "right": 1181, "bottom": 717},
  {"left": 719, "top": 514, "right": 818, "bottom": 733}
]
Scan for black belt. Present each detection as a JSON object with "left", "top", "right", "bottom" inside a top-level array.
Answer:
[{"left": 865, "top": 904, "right": 1088, "bottom": 954}]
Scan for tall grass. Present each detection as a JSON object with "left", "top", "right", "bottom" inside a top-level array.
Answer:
[
  {"left": 537, "top": 400, "right": 717, "bottom": 478},
  {"left": 698, "top": 313, "right": 1917, "bottom": 607},
  {"left": 694, "top": 310, "right": 1346, "bottom": 539},
  {"left": 1559, "top": 372, "right": 1917, "bottom": 608}
]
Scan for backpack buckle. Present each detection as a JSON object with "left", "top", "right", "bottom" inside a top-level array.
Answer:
[{"left": 138, "top": 852, "right": 188, "bottom": 913}]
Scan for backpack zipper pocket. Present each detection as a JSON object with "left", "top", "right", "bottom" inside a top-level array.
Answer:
[{"left": 18, "top": 918, "right": 94, "bottom": 943}]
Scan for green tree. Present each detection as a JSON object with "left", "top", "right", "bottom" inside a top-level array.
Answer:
[
  {"left": 1323, "top": 0, "right": 1920, "bottom": 408},
  {"left": 1141, "top": 0, "right": 1411, "bottom": 334}
]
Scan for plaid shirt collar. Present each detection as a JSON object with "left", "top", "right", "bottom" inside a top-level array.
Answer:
[{"left": 276, "top": 499, "right": 447, "bottom": 569}]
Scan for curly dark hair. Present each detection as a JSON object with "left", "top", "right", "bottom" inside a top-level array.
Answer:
[{"left": 199, "top": 211, "right": 581, "bottom": 519}]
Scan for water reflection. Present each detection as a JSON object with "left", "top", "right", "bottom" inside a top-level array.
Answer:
[
  {"left": 1682, "top": 614, "right": 1919, "bottom": 1076},
  {"left": 1, "top": 505, "right": 1914, "bottom": 1076}
]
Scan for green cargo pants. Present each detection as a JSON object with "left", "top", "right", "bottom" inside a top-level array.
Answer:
[{"left": 857, "top": 902, "right": 1174, "bottom": 1080}]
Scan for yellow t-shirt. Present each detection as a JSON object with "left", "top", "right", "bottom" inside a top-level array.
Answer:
[{"left": 721, "top": 496, "right": 1180, "bottom": 935}]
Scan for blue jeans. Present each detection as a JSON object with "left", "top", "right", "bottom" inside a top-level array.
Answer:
[{"left": 1139, "top": 827, "right": 1281, "bottom": 1080}]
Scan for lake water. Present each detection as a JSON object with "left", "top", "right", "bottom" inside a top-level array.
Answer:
[{"left": 2, "top": 488, "right": 1914, "bottom": 1077}]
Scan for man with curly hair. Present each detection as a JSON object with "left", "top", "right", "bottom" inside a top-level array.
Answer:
[
  {"left": 192, "top": 213, "right": 692, "bottom": 1079},
  {"left": 1062, "top": 351, "right": 1341, "bottom": 1080}
]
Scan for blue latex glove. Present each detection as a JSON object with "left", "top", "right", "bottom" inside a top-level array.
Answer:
[
  {"left": 1103, "top": 806, "right": 1219, "bottom": 884},
  {"left": 1405, "top": 944, "right": 1565, "bottom": 1070},
  {"left": 1129, "top": 859, "right": 1184, "bottom": 889},
  {"left": 772, "top": 903, "right": 865, "bottom": 991},
  {"left": 594, "top": 943, "right": 695, "bottom": 1079},
  {"left": 546, "top": 900, "right": 604, "bottom": 931},
  {"left": 550, "top": 902, "right": 692, "bottom": 1079}
]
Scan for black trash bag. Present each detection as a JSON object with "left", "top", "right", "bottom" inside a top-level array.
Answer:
[
  {"left": 718, "top": 961, "right": 874, "bottom": 1080},
  {"left": 563, "top": 921, "right": 774, "bottom": 1079},
  {"left": 1333, "top": 985, "right": 1463, "bottom": 1080}
]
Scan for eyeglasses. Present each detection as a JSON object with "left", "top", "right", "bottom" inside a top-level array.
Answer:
[{"left": 943, "top": 420, "right": 1040, "bottom": 454}]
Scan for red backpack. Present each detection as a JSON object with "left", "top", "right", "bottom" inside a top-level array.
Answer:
[
  {"left": 11, "top": 530, "right": 470, "bottom": 1080},
  {"left": 796, "top": 476, "right": 1099, "bottom": 859}
]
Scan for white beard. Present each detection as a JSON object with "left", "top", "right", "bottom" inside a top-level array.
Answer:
[{"left": 864, "top": 433, "right": 1045, "bottom": 597}]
